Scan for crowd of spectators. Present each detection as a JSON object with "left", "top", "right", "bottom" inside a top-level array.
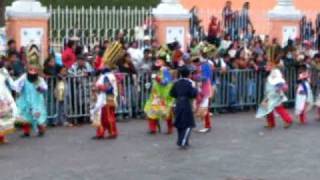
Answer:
[
  {"left": 1, "top": 4, "right": 320, "bottom": 83},
  {"left": 2, "top": 1, "right": 320, "bottom": 118}
]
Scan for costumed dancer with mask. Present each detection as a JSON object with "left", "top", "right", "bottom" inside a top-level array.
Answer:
[
  {"left": 192, "top": 44, "right": 214, "bottom": 133},
  {"left": 256, "top": 59, "right": 293, "bottom": 129},
  {"left": 91, "top": 67, "right": 119, "bottom": 139},
  {"left": 14, "top": 50, "right": 48, "bottom": 137},
  {"left": 144, "top": 57, "right": 174, "bottom": 134},
  {"left": 0, "top": 60, "right": 17, "bottom": 143},
  {"left": 170, "top": 65, "right": 198, "bottom": 149},
  {"left": 91, "top": 41, "right": 121, "bottom": 139},
  {"left": 295, "top": 65, "right": 313, "bottom": 124}
]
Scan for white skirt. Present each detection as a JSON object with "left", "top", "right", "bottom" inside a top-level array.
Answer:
[{"left": 199, "top": 97, "right": 209, "bottom": 108}]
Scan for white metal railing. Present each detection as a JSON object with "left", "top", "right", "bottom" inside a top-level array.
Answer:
[
  {"left": 44, "top": 68, "right": 317, "bottom": 120},
  {"left": 49, "top": 6, "right": 320, "bottom": 52},
  {"left": 49, "top": 6, "right": 154, "bottom": 52}
]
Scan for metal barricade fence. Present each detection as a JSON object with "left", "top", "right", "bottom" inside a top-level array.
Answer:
[
  {"left": 49, "top": 6, "right": 153, "bottom": 52},
  {"left": 212, "top": 68, "right": 300, "bottom": 110},
  {"left": 284, "top": 68, "right": 298, "bottom": 104},
  {"left": 213, "top": 69, "right": 265, "bottom": 109},
  {"left": 310, "top": 68, "right": 320, "bottom": 98},
  {"left": 46, "top": 77, "right": 58, "bottom": 119},
  {"left": 45, "top": 73, "right": 153, "bottom": 120},
  {"left": 45, "top": 68, "right": 317, "bottom": 120}
]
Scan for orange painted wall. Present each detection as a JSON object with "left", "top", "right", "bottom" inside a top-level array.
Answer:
[
  {"left": 154, "top": 19, "right": 189, "bottom": 50},
  {"left": 6, "top": 18, "right": 49, "bottom": 64},
  {"left": 180, "top": 0, "right": 320, "bottom": 34}
]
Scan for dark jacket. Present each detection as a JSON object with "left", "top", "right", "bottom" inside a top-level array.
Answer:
[
  {"left": 170, "top": 78, "right": 198, "bottom": 129},
  {"left": 44, "top": 65, "right": 60, "bottom": 76},
  {"left": 11, "top": 60, "right": 25, "bottom": 78}
]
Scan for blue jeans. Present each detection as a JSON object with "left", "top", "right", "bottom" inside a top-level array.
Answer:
[
  {"left": 56, "top": 101, "right": 67, "bottom": 125},
  {"left": 228, "top": 83, "right": 237, "bottom": 107},
  {"left": 247, "top": 79, "right": 257, "bottom": 103}
]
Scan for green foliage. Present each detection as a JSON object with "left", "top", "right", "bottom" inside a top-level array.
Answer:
[{"left": 5, "top": 0, "right": 160, "bottom": 7}]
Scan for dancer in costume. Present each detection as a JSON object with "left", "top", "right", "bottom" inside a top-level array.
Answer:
[
  {"left": 170, "top": 66, "right": 198, "bottom": 149},
  {"left": 144, "top": 57, "right": 174, "bottom": 134},
  {"left": 15, "top": 63, "right": 48, "bottom": 137},
  {"left": 0, "top": 61, "right": 17, "bottom": 143},
  {"left": 192, "top": 45, "right": 214, "bottom": 133},
  {"left": 256, "top": 59, "right": 293, "bottom": 129},
  {"left": 91, "top": 67, "right": 119, "bottom": 139},
  {"left": 295, "top": 65, "right": 313, "bottom": 124}
]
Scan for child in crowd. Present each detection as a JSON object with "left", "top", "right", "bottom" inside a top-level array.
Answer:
[
  {"left": 54, "top": 66, "right": 72, "bottom": 127},
  {"left": 295, "top": 65, "right": 313, "bottom": 124}
]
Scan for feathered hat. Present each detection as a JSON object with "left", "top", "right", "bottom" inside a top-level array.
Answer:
[{"left": 27, "top": 45, "right": 41, "bottom": 68}]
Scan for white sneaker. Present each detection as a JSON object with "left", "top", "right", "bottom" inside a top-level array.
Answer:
[{"left": 198, "top": 128, "right": 210, "bottom": 133}]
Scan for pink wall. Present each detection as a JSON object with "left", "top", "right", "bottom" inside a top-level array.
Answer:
[{"left": 181, "top": 0, "right": 320, "bottom": 34}]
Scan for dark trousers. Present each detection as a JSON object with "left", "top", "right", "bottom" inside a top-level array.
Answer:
[
  {"left": 177, "top": 127, "right": 192, "bottom": 147},
  {"left": 56, "top": 101, "right": 68, "bottom": 125}
]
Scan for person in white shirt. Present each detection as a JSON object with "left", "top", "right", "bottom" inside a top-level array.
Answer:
[{"left": 127, "top": 41, "right": 143, "bottom": 70}]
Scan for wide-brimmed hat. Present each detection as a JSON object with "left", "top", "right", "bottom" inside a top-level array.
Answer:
[
  {"left": 190, "top": 50, "right": 200, "bottom": 62},
  {"left": 191, "top": 55, "right": 200, "bottom": 62}
]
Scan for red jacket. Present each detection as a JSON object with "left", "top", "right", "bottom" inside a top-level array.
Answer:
[
  {"left": 62, "top": 47, "right": 76, "bottom": 69},
  {"left": 94, "top": 55, "right": 103, "bottom": 70}
]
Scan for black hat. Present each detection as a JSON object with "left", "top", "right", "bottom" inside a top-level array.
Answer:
[
  {"left": 179, "top": 65, "right": 191, "bottom": 78},
  {"left": 167, "top": 41, "right": 179, "bottom": 51}
]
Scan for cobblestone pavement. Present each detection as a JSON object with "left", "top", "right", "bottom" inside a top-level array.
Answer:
[{"left": 1, "top": 111, "right": 320, "bottom": 180}]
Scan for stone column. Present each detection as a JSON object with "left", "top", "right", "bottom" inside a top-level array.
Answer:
[
  {"left": 6, "top": 0, "right": 50, "bottom": 64},
  {"left": 152, "top": 0, "right": 190, "bottom": 50},
  {"left": 268, "top": 0, "right": 303, "bottom": 46}
]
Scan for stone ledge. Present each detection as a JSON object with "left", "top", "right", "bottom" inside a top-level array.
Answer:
[
  {"left": 152, "top": 3, "right": 190, "bottom": 20},
  {"left": 268, "top": 6, "right": 303, "bottom": 20},
  {"left": 6, "top": 0, "right": 50, "bottom": 19}
]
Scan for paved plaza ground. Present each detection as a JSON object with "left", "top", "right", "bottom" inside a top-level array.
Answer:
[{"left": 1, "top": 111, "right": 320, "bottom": 180}]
